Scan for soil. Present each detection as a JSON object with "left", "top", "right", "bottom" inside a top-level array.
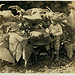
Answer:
[{"left": 0, "top": 52, "right": 75, "bottom": 73}]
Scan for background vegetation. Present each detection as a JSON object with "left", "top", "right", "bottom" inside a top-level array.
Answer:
[{"left": 0, "top": 1, "right": 71, "bottom": 15}]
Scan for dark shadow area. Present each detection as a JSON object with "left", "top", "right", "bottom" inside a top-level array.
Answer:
[{"left": 0, "top": 1, "right": 71, "bottom": 15}]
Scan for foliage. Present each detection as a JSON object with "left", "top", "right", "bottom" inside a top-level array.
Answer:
[
  {"left": 0, "top": 1, "right": 71, "bottom": 15},
  {"left": 0, "top": 1, "right": 75, "bottom": 64}
]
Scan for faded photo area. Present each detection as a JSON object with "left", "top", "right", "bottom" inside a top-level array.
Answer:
[{"left": 0, "top": 1, "right": 75, "bottom": 73}]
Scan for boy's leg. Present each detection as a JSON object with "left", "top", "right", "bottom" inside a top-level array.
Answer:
[{"left": 54, "top": 37, "right": 60, "bottom": 61}]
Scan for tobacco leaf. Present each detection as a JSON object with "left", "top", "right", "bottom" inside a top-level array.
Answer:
[
  {"left": 23, "top": 43, "right": 33, "bottom": 61},
  {"left": 0, "top": 47, "right": 15, "bottom": 63},
  {"left": 16, "top": 43, "right": 22, "bottom": 62}
]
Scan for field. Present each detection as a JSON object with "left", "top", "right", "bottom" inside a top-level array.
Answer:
[
  {"left": 0, "top": 52, "right": 75, "bottom": 73},
  {"left": 0, "top": 1, "right": 75, "bottom": 73}
]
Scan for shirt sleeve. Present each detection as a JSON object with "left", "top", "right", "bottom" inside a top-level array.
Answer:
[
  {"left": 16, "top": 33, "right": 29, "bottom": 42},
  {"left": 15, "top": 33, "right": 24, "bottom": 42}
]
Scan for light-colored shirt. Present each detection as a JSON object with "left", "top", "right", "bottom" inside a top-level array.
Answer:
[
  {"left": 9, "top": 32, "right": 25, "bottom": 57},
  {"left": 49, "top": 23, "right": 63, "bottom": 36}
]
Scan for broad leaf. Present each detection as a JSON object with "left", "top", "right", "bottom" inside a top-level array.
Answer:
[
  {"left": 23, "top": 44, "right": 33, "bottom": 61},
  {"left": 16, "top": 43, "right": 22, "bottom": 62},
  {"left": 0, "top": 47, "right": 15, "bottom": 63}
]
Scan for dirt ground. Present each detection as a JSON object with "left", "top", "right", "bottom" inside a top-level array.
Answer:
[{"left": 0, "top": 52, "right": 75, "bottom": 73}]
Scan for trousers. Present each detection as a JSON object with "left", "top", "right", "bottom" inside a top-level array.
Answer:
[{"left": 51, "top": 36, "right": 60, "bottom": 51}]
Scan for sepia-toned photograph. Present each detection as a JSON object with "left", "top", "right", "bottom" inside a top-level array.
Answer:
[{"left": 0, "top": 1, "right": 75, "bottom": 73}]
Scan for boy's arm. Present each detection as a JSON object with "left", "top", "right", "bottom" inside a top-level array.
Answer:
[{"left": 16, "top": 33, "right": 30, "bottom": 42}]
